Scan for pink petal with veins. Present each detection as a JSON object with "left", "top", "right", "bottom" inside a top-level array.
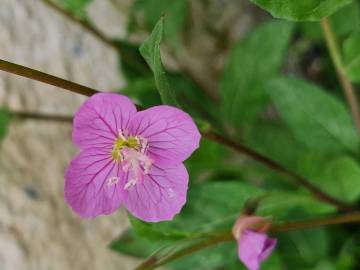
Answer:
[
  {"left": 122, "top": 163, "right": 188, "bottom": 222},
  {"left": 129, "top": 105, "right": 201, "bottom": 166}
]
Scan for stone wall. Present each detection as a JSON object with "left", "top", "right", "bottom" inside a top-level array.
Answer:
[{"left": 0, "top": 0, "right": 137, "bottom": 269}]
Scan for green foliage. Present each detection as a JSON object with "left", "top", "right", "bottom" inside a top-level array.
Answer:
[
  {"left": 0, "top": 108, "right": 10, "bottom": 140},
  {"left": 220, "top": 21, "right": 293, "bottom": 130},
  {"left": 114, "top": 40, "right": 152, "bottom": 82},
  {"left": 318, "top": 156, "right": 360, "bottom": 202},
  {"left": 334, "top": 233, "right": 360, "bottom": 269},
  {"left": 111, "top": 229, "right": 239, "bottom": 270},
  {"left": 243, "top": 120, "right": 309, "bottom": 171},
  {"left": 344, "top": 30, "right": 360, "bottom": 83},
  {"left": 121, "top": 77, "right": 160, "bottom": 107},
  {"left": 58, "top": 0, "right": 91, "bottom": 18},
  {"left": 168, "top": 242, "right": 238, "bottom": 270},
  {"left": 185, "top": 138, "right": 228, "bottom": 181},
  {"left": 110, "top": 229, "right": 167, "bottom": 258},
  {"left": 257, "top": 192, "right": 335, "bottom": 220},
  {"left": 168, "top": 73, "right": 218, "bottom": 121},
  {"left": 53, "top": 1, "right": 360, "bottom": 269},
  {"left": 266, "top": 77, "right": 359, "bottom": 153},
  {"left": 249, "top": 0, "right": 353, "bottom": 21},
  {"left": 301, "top": 1, "right": 360, "bottom": 40},
  {"left": 279, "top": 229, "right": 329, "bottom": 267},
  {"left": 140, "top": 18, "right": 178, "bottom": 106},
  {"left": 130, "top": 0, "right": 187, "bottom": 47}
]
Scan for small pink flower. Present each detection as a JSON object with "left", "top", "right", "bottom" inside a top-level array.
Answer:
[
  {"left": 232, "top": 215, "right": 277, "bottom": 270},
  {"left": 65, "top": 93, "right": 201, "bottom": 222}
]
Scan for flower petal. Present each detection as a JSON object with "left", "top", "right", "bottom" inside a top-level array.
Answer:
[
  {"left": 129, "top": 105, "right": 201, "bottom": 166},
  {"left": 123, "top": 163, "right": 188, "bottom": 222},
  {"left": 72, "top": 93, "right": 137, "bottom": 150},
  {"left": 238, "top": 230, "right": 277, "bottom": 270},
  {"left": 65, "top": 148, "right": 123, "bottom": 218}
]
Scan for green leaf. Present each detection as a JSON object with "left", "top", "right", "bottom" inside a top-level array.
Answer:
[
  {"left": 266, "top": 77, "right": 359, "bottom": 153},
  {"left": 243, "top": 120, "right": 310, "bottom": 171},
  {"left": 344, "top": 30, "right": 360, "bottom": 83},
  {"left": 140, "top": 18, "right": 178, "bottom": 106},
  {"left": 168, "top": 73, "right": 218, "bottom": 121},
  {"left": 169, "top": 241, "right": 238, "bottom": 270},
  {"left": 315, "top": 260, "right": 338, "bottom": 270},
  {"left": 112, "top": 229, "right": 239, "bottom": 270},
  {"left": 279, "top": 229, "right": 329, "bottom": 267},
  {"left": 0, "top": 108, "right": 10, "bottom": 140},
  {"left": 220, "top": 21, "right": 293, "bottom": 130},
  {"left": 113, "top": 40, "right": 151, "bottom": 82},
  {"left": 121, "top": 77, "right": 161, "bottom": 108},
  {"left": 334, "top": 233, "right": 359, "bottom": 270},
  {"left": 128, "top": 214, "right": 188, "bottom": 241},
  {"left": 250, "top": 0, "right": 353, "bottom": 21},
  {"left": 185, "top": 138, "right": 229, "bottom": 181},
  {"left": 58, "top": 0, "right": 92, "bottom": 19},
  {"left": 318, "top": 156, "right": 360, "bottom": 203},
  {"left": 110, "top": 229, "right": 167, "bottom": 258},
  {"left": 257, "top": 192, "right": 335, "bottom": 220},
  {"left": 301, "top": 1, "right": 360, "bottom": 40}
]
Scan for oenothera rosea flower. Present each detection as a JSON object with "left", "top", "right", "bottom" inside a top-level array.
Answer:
[
  {"left": 232, "top": 215, "right": 277, "bottom": 270},
  {"left": 65, "top": 93, "right": 201, "bottom": 222}
]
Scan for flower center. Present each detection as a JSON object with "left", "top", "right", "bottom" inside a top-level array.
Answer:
[
  {"left": 111, "top": 135, "right": 140, "bottom": 161},
  {"left": 110, "top": 131, "right": 152, "bottom": 190}
]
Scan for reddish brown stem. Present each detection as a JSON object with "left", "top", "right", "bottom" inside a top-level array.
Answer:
[
  {"left": 202, "top": 131, "right": 354, "bottom": 211},
  {"left": 0, "top": 59, "right": 98, "bottom": 97}
]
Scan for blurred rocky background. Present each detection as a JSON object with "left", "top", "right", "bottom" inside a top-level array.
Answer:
[{"left": 0, "top": 0, "right": 135, "bottom": 269}]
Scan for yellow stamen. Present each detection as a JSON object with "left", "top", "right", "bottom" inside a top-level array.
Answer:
[{"left": 111, "top": 136, "right": 140, "bottom": 162}]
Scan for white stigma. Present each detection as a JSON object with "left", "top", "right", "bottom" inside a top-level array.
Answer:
[
  {"left": 121, "top": 147, "right": 153, "bottom": 190},
  {"left": 107, "top": 176, "right": 119, "bottom": 187}
]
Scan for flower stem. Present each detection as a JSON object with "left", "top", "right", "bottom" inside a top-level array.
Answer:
[
  {"left": 321, "top": 18, "right": 360, "bottom": 134},
  {"left": 0, "top": 59, "right": 353, "bottom": 211},
  {"left": 0, "top": 59, "right": 98, "bottom": 97},
  {"left": 135, "top": 212, "right": 360, "bottom": 270},
  {"left": 203, "top": 131, "right": 353, "bottom": 211},
  {"left": 10, "top": 110, "right": 73, "bottom": 123},
  {"left": 270, "top": 211, "right": 360, "bottom": 233}
]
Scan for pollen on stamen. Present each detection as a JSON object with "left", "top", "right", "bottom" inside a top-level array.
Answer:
[
  {"left": 107, "top": 176, "right": 119, "bottom": 187},
  {"left": 124, "top": 179, "right": 137, "bottom": 190}
]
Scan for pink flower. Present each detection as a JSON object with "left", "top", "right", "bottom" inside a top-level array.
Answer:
[
  {"left": 65, "top": 93, "right": 201, "bottom": 222},
  {"left": 232, "top": 216, "right": 277, "bottom": 270}
]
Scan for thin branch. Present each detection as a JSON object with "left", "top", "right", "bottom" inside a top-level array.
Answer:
[
  {"left": 135, "top": 212, "right": 360, "bottom": 270},
  {"left": 321, "top": 18, "right": 360, "bottom": 134},
  {"left": 269, "top": 211, "right": 360, "bottom": 233},
  {"left": 0, "top": 59, "right": 352, "bottom": 211},
  {"left": 0, "top": 59, "right": 98, "bottom": 97},
  {"left": 202, "top": 130, "right": 353, "bottom": 211},
  {"left": 11, "top": 110, "right": 73, "bottom": 123}
]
